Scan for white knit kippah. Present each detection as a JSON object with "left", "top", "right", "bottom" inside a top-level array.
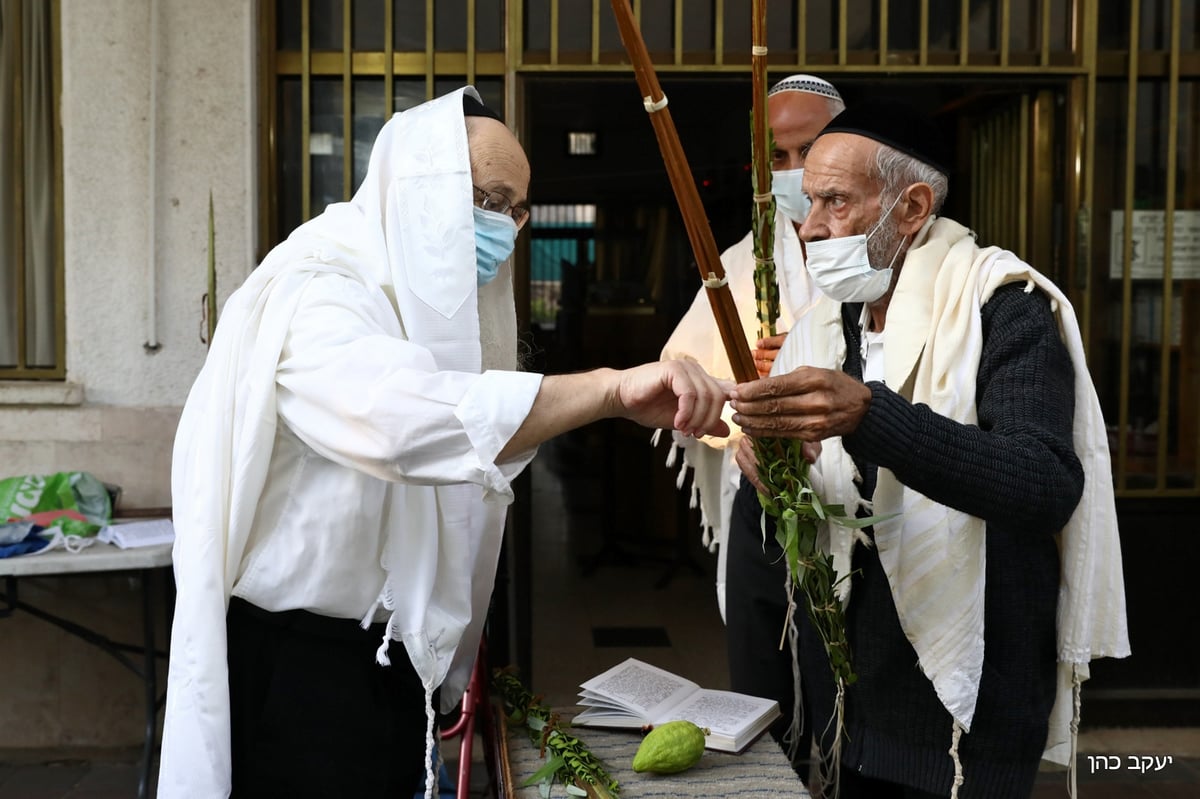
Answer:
[{"left": 768, "top": 73, "right": 842, "bottom": 102}]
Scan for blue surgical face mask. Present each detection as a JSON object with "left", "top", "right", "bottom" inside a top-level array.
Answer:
[
  {"left": 771, "top": 167, "right": 810, "bottom": 223},
  {"left": 473, "top": 205, "right": 518, "bottom": 286}
]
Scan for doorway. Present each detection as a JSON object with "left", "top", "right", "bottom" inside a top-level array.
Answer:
[{"left": 506, "top": 74, "right": 1070, "bottom": 684}]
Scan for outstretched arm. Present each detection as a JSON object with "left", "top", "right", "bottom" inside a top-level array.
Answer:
[{"left": 499, "top": 359, "right": 733, "bottom": 461}]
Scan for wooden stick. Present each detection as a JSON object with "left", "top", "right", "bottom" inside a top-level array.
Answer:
[{"left": 609, "top": 0, "right": 758, "bottom": 384}]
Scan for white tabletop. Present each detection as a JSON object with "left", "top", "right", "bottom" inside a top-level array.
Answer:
[{"left": 0, "top": 541, "right": 173, "bottom": 577}]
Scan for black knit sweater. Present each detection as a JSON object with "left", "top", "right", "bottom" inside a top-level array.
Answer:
[{"left": 796, "top": 282, "right": 1086, "bottom": 798}]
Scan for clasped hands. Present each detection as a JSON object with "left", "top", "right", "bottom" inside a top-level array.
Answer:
[
  {"left": 725, "top": 366, "right": 870, "bottom": 492},
  {"left": 628, "top": 358, "right": 871, "bottom": 484}
]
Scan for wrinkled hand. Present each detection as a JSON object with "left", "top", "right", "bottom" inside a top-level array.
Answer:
[
  {"left": 735, "top": 436, "right": 823, "bottom": 494},
  {"left": 615, "top": 360, "right": 733, "bottom": 438},
  {"left": 754, "top": 332, "right": 788, "bottom": 378},
  {"left": 730, "top": 366, "right": 870, "bottom": 441},
  {"left": 734, "top": 436, "right": 767, "bottom": 493}
]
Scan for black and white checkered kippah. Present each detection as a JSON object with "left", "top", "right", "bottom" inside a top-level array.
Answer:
[{"left": 767, "top": 74, "right": 842, "bottom": 102}]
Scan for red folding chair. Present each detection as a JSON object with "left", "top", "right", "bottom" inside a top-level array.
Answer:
[{"left": 439, "top": 635, "right": 496, "bottom": 799}]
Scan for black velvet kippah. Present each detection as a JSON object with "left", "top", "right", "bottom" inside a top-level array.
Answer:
[
  {"left": 462, "top": 93, "right": 503, "bottom": 123},
  {"left": 817, "top": 99, "right": 949, "bottom": 176}
]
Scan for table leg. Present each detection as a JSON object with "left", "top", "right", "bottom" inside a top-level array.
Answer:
[
  {"left": 1, "top": 575, "right": 15, "bottom": 617},
  {"left": 139, "top": 568, "right": 156, "bottom": 799}
]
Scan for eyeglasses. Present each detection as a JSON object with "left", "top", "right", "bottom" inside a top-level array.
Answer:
[{"left": 473, "top": 185, "right": 530, "bottom": 230}]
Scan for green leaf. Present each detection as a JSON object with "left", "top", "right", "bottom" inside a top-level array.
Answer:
[
  {"left": 522, "top": 755, "right": 567, "bottom": 788},
  {"left": 798, "top": 520, "right": 817, "bottom": 553},
  {"left": 809, "top": 490, "right": 827, "bottom": 520},
  {"left": 830, "top": 511, "right": 900, "bottom": 529},
  {"left": 785, "top": 527, "right": 800, "bottom": 580}
]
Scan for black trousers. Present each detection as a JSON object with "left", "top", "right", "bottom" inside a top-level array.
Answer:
[
  {"left": 725, "top": 476, "right": 811, "bottom": 769},
  {"left": 226, "top": 597, "right": 432, "bottom": 798},
  {"left": 831, "top": 767, "right": 948, "bottom": 798}
]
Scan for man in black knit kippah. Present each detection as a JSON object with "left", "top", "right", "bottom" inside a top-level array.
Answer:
[{"left": 727, "top": 99, "right": 1128, "bottom": 798}]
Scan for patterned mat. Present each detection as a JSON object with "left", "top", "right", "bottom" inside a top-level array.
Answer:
[{"left": 498, "top": 711, "right": 811, "bottom": 798}]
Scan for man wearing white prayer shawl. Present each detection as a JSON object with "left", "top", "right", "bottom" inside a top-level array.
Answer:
[
  {"left": 159, "top": 87, "right": 732, "bottom": 799},
  {"left": 730, "top": 98, "right": 1128, "bottom": 798},
  {"left": 658, "top": 74, "right": 843, "bottom": 766}
]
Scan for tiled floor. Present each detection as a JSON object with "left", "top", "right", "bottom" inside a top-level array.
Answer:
[{"left": 2, "top": 435, "right": 1198, "bottom": 798}]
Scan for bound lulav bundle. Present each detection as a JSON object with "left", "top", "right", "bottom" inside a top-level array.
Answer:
[
  {"left": 609, "top": 0, "right": 894, "bottom": 787},
  {"left": 745, "top": 1, "right": 893, "bottom": 789},
  {"left": 746, "top": 0, "right": 861, "bottom": 690}
]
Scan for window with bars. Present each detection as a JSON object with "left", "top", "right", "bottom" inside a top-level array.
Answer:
[
  {"left": 263, "top": 0, "right": 507, "bottom": 250},
  {"left": 1092, "top": 78, "right": 1200, "bottom": 493},
  {"left": 0, "top": 0, "right": 63, "bottom": 378},
  {"left": 520, "top": 0, "right": 1078, "bottom": 68},
  {"left": 529, "top": 204, "right": 597, "bottom": 327},
  {"left": 256, "top": 0, "right": 1200, "bottom": 495}
]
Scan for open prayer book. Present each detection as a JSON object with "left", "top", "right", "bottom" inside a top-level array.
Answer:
[
  {"left": 97, "top": 518, "right": 175, "bottom": 549},
  {"left": 572, "top": 657, "right": 781, "bottom": 753}
]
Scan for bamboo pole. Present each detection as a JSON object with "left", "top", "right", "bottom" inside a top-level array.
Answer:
[{"left": 608, "top": 0, "right": 757, "bottom": 384}]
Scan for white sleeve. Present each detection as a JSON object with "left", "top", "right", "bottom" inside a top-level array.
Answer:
[{"left": 275, "top": 272, "right": 543, "bottom": 494}]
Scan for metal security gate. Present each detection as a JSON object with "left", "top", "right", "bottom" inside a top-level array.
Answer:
[
  {"left": 1098, "top": 0, "right": 1198, "bottom": 495},
  {"left": 261, "top": 0, "right": 1198, "bottom": 496}
]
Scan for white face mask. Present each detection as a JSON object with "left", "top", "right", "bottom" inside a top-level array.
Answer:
[
  {"left": 771, "top": 168, "right": 810, "bottom": 223},
  {"left": 804, "top": 193, "right": 907, "bottom": 303}
]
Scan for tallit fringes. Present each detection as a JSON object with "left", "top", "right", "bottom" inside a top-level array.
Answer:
[
  {"left": 651, "top": 428, "right": 682, "bottom": 471},
  {"left": 666, "top": 442, "right": 680, "bottom": 469},
  {"left": 374, "top": 635, "right": 392, "bottom": 667},
  {"left": 1068, "top": 664, "right": 1082, "bottom": 799},
  {"left": 360, "top": 594, "right": 383, "bottom": 630},
  {"left": 696, "top": 503, "right": 717, "bottom": 551},
  {"left": 373, "top": 608, "right": 399, "bottom": 666},
  {"left": 949, "top": 719, "right": 965, "bottom": 799},
  {"left": 699, "top": 513, "right": 716, "bottom": 551},
  {"left": 422, "top": 683, "right": 437, "bottom": 799},
  {"left": 676, "top": 461, "right": 689, "bottom": 490}
]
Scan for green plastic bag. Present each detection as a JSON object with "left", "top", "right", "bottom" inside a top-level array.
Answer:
[{"left": 0, "top": 471, "right": 113, "bottom": 537}]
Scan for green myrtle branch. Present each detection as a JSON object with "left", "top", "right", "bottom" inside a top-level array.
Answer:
[{"left": 492, "top": 668, "right": 620, "bottom": 799}]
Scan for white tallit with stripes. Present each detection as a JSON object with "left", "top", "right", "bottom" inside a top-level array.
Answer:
[
  {"left": 161, "top": 87, "right": 522, "bottom": 799},
  {"left": 774, "top": 216, "right": 1128, "bottom": 760}
]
